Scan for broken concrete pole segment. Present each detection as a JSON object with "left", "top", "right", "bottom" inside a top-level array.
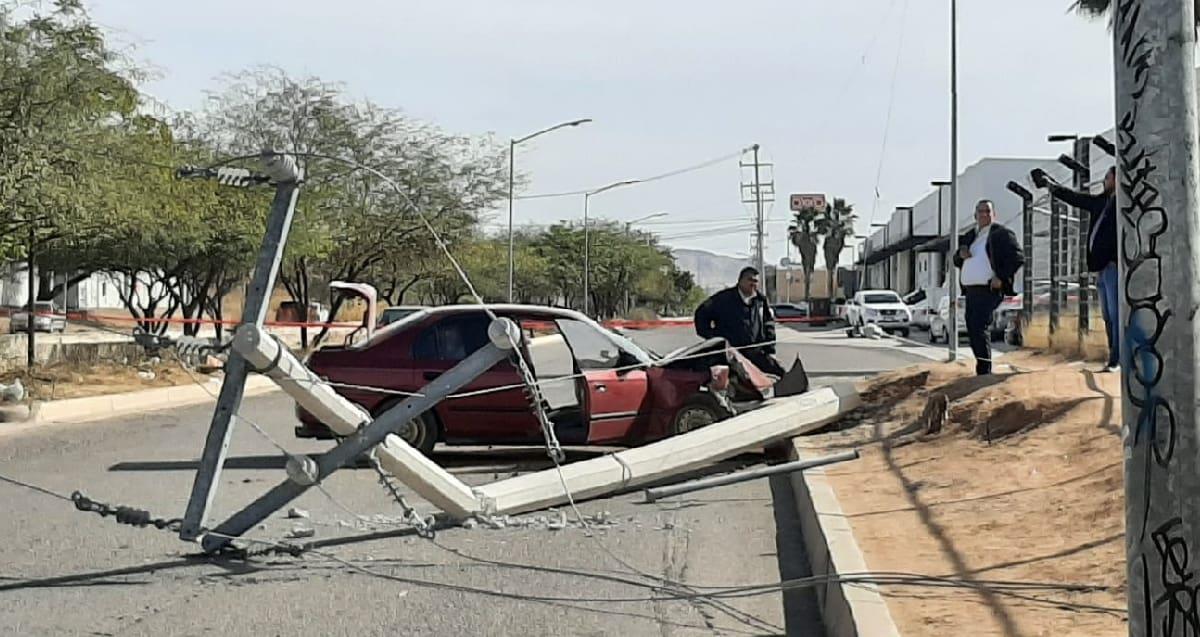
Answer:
[
  {"left": 473, "top": 384, "right": 861, "bottom": 516},
  {"left": 233, "top": 324, "right": 369, "bottom": 437},
  {"left": 377, "top": 434, "right": 484, "bottom": 519},
  {"left": 201, "top": 341, "right": 510, "bottom": 552},
  {"left": 232, "top": 322, "right": 484, "bottom": 515}
]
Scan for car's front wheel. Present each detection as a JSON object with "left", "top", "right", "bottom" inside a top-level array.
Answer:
[
  {"left": 373, "top": 400, "right": 439, "bottom": 456},
  {"left": 672, "top": 394, "right": 734, "bottom": 435}
]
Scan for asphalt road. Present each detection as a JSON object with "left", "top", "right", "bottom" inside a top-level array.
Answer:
[{"left": 0, "top": 325, "right": 932, "bottom": 637}]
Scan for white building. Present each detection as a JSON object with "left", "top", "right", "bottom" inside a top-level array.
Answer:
[
  {"left": 0, "top": 264, "right": 127, "bottom": 311},
  {"left": 858, "top": 154, "right": 1108, "bottom": 298}
]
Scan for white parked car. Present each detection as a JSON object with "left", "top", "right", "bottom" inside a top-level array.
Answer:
[
  {"left": 928, "top": 296, "right": 966, "bottom": 343},
  {"left": 844, "top": 290, "right": 912, "bottom": 338},
  {"left": 929, "top": 294, "right": 1020, "bottom": 343},
  {"left": 10, "top": 302, "right": 67, "bottom": 334},
  {"left": 908, "top": 298, "right": 935, "bottom": 330}
]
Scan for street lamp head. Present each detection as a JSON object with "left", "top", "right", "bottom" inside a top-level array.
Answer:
[
  {"left": 930, "top": 180, "right": 952, "bottom": 187},
  {"left": 635, "top": 212, "right": 669, "bottom": 223},
  {"left": 1047, "top": 134, "right": 1078, "bottom": 143},
  {"left": 1058, "top": 153, "right": 1087, "bottom": 174},
  {"left": 513, "top": 118, "right": 594, "bottom": 145},
  {"left": 589, "top": 179, "right": 642, "bottom": 196},
  {"left": 1092, "top": 135, "right": 1116, "bottom": 157},
  {"left": 1006, "top": 180, "right": 1033, "bottom": 201}
]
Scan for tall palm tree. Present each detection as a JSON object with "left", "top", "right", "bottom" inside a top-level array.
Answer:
[
  {"left": 815, "top": 198, "right": 856, "bottom": 302},
  {"left": 788, "top": 206, "right": 825, "bottom": 309}
]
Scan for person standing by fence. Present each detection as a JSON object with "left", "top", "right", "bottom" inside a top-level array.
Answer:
[
  {"left": 952, "top": 200, "right": 1025, "bottom": 376},
  {"left": 1031, "top": 166, "right": 1118, "bottom": 372}
]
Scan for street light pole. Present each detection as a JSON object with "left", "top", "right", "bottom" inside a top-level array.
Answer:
[
  {"left": 931, "top": 180, "right": 951, "bottom": 289},
  {"left": 622, "top": 212, "right": 668, "bottom": 312},
  {"left": 870, "top": 222, "right": 889, "bottom": 289},
  {"left": 947, "top": 0, "right": 960, "bottom": 362},
  {"left": 582, "top": 179, "right": 641, "bottom": 316},
  {"left": 506, "top": 118, "right": 592, "bottom": 302}
]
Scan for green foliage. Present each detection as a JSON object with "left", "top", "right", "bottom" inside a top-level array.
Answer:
[{"left": 0, "top": 2, "right": 706, "bottom": 352}]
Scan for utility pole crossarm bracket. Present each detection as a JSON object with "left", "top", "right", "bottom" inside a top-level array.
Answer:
[
  {"left": 175, "top": 165, "right": 270, "bottom": 188},
  {"left": 175, "top": 152, "right": 300, "bottom": 188}
]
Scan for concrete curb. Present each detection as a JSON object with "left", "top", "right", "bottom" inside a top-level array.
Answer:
[
  {"left": 0, "top": 375, "right": 281, "bottom": 435},
  {"left": 789, "top": 439, "right": 902, "bottom": 637}
]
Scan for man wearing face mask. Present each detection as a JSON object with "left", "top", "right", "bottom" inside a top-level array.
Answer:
[
  {"left": 1031, "top": 166, "right": 1119, "bottom": 372},
  {"left": 952, "top": 200, "right": 1025, "bottom": 376}
]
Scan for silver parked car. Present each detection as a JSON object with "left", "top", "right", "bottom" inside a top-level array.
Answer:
[{"left": 10, "top": 302, "right": 67, "bottom": 333}]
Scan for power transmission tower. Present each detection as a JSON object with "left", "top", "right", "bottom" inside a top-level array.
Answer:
[{"left": 740, "top": 144, "right": 775, "bottom": 284}]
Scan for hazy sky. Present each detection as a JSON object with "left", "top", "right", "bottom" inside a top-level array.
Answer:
[{"left": 87, "top": 0, "right": 1114, "bottom": 265}]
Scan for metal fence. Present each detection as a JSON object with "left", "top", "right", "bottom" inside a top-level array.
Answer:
[{"left": 1015, "top": 184, "right": 1106, "bottom": 357}]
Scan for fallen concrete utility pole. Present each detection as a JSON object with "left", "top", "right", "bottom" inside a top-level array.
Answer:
[
  {"left": 473, "top": 384, "right": 860, "bottom": 516},
  {"left": 642, "top": 449, "right": 859, "bottom": 503},
  {"left": 230, "top": 324, "right": 485, "bottom": 518},
  {"left": 200, "top": 320, "right": 518, "bottom": 553},
  {"left": 180, "top": 153, "right": 302, "bottom": 541}
]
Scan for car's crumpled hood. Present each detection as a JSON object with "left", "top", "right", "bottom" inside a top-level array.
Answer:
[{"left": 653, "top": 337, "right": 808, "bottom": 399}]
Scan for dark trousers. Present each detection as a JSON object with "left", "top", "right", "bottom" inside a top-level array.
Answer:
[
  {"left": 1097, "top": 263, "right": 1120, "bottom": 367},
  {"left": 964, "top": 286, "right": 1003, "bottom": 375}
]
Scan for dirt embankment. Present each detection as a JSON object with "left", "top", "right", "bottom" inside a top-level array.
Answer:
[
  {"left": 0, "top": 359, "right": 216, "bottom": 401},
  {"left": 804, "top": 351, "right": 1125, "bottom": 636}
]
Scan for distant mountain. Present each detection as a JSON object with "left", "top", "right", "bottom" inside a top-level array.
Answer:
[{"left": 671, "top": 248, "right": 752, "bottom": 293}]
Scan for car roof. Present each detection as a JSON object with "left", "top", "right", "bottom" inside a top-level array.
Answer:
[
  {"left": 419, "top": 304, "right": 589, "bottom": 320},
  {"left": 362, "top": 304, "right": 597, "bottom": 344}
]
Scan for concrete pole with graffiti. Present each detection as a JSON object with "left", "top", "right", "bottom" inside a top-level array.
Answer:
[{"left": 1115, "top": 1, "right": 1200, "bottom": 634}]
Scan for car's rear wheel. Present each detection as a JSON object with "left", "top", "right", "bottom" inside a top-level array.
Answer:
[
  {"left": 672, "top": 394, "right": 734, "bottom": 435},
  {"left": 373, "top": 400, "right": 439, "bottom": 456}
]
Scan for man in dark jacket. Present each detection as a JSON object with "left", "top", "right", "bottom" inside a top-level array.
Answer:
[
  {"left": 694, "top": 267, "right": 784, "bottom": 376},
  {"left": 952, "top": 199, "right": 1026, "bottom": 375},
  {"left": 1032, "top": 166, "right": 1118, "bottom": 371}
]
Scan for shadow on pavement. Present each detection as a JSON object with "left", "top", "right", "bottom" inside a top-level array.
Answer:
[
  {"left": 768, "top": 473, "right": 825, "bottom": 637},
  {"left": 108, "top": 447, "right": 613, "bottom": 474}
]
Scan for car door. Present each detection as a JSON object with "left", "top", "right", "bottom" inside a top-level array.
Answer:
[
  {"left": 412, "top": 313, "right": 534, "bottom": 443},
  {"left": 555, "top": 318, "right": 650, "bottom": 444}
]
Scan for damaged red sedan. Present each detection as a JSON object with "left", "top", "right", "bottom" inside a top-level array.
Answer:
[{"left": 295, "top": 305, "right": 807, "bottom": 454}]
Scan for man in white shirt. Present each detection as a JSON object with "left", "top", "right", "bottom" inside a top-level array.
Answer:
[{"left": 951, "top": 200, "right": 1025, "bottom": 375}]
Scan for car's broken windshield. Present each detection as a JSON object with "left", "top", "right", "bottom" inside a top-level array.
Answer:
[{"left": 556, "top": 319, "right": 654, "bottom": 370}]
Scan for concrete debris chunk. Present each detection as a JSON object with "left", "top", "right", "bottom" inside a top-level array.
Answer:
[
  {"left": 286, "top": 507, "right": 309, "bottom": 519},
  {"left": 288, "top": 526, "right": 316, "bottom": 539}
]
